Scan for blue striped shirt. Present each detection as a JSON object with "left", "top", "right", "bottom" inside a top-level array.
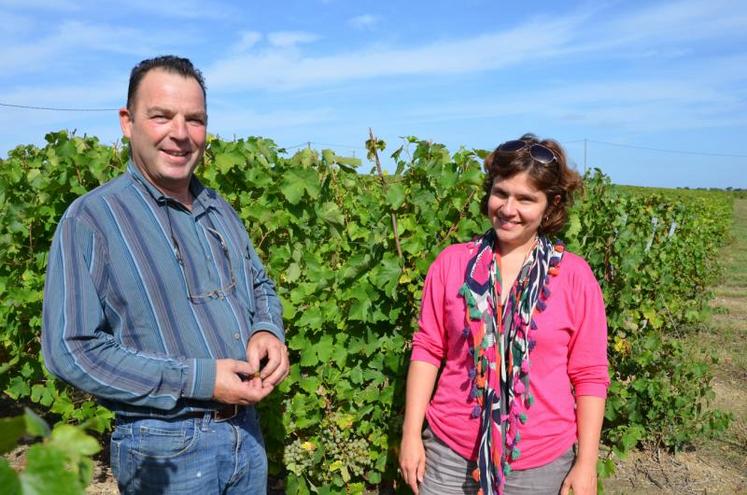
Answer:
[{"left": 42, "top": 163, "right": 284, "bottom": 418}]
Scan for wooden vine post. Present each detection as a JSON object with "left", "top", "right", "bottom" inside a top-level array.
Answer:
[{"left": 367, "top": 128, "right": 404, "bottom": 260}]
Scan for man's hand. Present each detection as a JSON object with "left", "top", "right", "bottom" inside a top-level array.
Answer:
[
  {"left": 212, "top": 358, "right": 274, "bottom": 405},
  {"left": 246, "top": 331, "right": 289, "bottom": 387}
]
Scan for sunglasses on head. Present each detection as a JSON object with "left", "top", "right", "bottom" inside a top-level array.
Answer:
[{"left": 497, "top": 140, "right": 558, "bottom": 165}]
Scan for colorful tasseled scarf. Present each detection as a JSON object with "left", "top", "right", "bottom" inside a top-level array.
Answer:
[{"left": 459, "top": 229, "right": 565, "bottom": 495}]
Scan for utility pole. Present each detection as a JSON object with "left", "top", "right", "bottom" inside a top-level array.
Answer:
[{"left": 583, "top": 138, "right": 588, "bottom": 174}]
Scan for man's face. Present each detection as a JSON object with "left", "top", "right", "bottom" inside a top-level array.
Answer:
[{"left": 119, "top": 69, "right": 207, "bottom": 197}]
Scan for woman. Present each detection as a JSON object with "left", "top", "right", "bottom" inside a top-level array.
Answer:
[{"left": 399, "top": 134, "right": 609, "bottom": 495}]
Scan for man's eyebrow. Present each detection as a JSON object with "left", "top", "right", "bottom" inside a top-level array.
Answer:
[
  {"left": 144, "top": 107, "right": 206, "bottom": 120},
  {"left": 145, "top": 106, "right": 173, "bottom": 116},
  {"left": 186, "top": 110, "right": 207, "bottom": 120}
]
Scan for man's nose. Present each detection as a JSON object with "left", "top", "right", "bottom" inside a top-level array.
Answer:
[{"left": 170, "top": 117, "right": 188, "bottom": 140}]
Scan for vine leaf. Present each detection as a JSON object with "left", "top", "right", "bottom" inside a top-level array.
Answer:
[
  {"left": 0, "top": 460, "right": 21, "bottom": 495},
  {"left": 0, "top": 416, "right": 26, "bottom": 455}
]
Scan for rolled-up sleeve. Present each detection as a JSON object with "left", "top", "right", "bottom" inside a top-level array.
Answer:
[
  {"left": 411, "top": 254, "right": 447, "bottom": 366},
  {"left": 567, "top": 259, "right": 610, "bottom": 398}
]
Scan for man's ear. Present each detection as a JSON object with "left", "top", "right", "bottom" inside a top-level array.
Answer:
[{"left": 119, "top": 107, "right": 132, "bottom": 138}]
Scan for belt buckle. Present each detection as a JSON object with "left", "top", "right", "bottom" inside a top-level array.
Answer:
[{"left": 213, "top": 404, "right": 238, "bottom": 422}]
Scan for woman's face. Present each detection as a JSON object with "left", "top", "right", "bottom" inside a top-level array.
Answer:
[{"left": 486, "top": 171, "right": 548, "bottom": 252}]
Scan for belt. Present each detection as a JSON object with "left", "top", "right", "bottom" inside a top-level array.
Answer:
[
  {"left": 209, "top": 404, "right": 240, "bottom": 422},
  {"left": 186, "top": 404, "right": 241, "bottom": 422},
  {"left": 115, "top": 404, "right": 242, "bottom": 423}
]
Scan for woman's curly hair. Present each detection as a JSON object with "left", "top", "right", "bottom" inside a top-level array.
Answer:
[{"left": 480, "top": 133, "right": 583, "bottom": 235}]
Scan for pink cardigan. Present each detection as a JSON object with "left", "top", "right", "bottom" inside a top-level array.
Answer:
[{"left": 411, "top": 242, "right": 609, "bottom": 470}]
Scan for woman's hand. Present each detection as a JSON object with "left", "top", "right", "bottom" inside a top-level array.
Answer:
[
  {"left": 399, "top": 434, "right": 426, "bottom": 494},
  {"left": 560, "top": 461, "right": 597, "bottom": 495},
  {"left": 399, "top": 361, "right": 439, "bottom": 494},
  {"left": 561, "top": 395, "right": 605, "bottom": 494}
]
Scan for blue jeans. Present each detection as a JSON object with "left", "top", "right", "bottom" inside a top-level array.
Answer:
[{"left": 110, "top": 407, "right": 267, "bottom": 494}]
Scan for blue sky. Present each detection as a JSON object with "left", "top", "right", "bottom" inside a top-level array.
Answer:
[{"left": 1, "top": 0, "right": 746, "bottom": 188}]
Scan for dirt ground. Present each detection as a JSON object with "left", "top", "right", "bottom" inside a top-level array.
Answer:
[{"left": 602, "top": 344, "right": 747, "bottom": 494}]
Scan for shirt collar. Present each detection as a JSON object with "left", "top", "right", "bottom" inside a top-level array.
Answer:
[{"left": 126, "top": 161, "right": 217, "bottom": 211}]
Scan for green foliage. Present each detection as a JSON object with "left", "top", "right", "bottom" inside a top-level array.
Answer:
[
  {"left": 0, "top": 131, "right": 733, "bottom": 493},
  {"left": 0, "top": 131, "right": 120, "bottom": 432},
  {"left": 199, "top": 135, "right": 487, "bottom": 493},
  {"left": 569, "top": 172, "right": 732, "bottom": 457},
  {"left": 0, "top": 408, "right": 100, "bottom": 494}
]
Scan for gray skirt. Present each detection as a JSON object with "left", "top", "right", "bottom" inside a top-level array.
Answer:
[{"left": 419, "top": 426, "right": 575, "bottom": 495}]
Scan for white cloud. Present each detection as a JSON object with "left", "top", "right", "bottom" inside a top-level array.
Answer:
[
  {"left": 113, "top": 0, "right": 235, "bottom": 20},
  {"left": 0, "top": 21, "right": 161, "bottom": 76},
  {"left": 202, "top": 0, "right": 747, "bottom": 141},
  {"left": 1, "top": 0, "right": 232, "bottom": 19},
  {"left": 233, "top": 31, "right": 262, "bottom": 52},
  {"left": 209, "top": 106, "right": 336, "bottom": 132},
  {"left": 399, "top": 73, "right": 747, "bottom": 133},
  {"left": 207, "top": 16, "right": 580, "bottom": 91},
  {"left": 3, "top": 0, "right": 747, "bottom": 174},
  {"left": 566, "top": 0, "right": 747, "bottom": 60},
  {"left": 605, "top": 0, "right": 747, "bottom": 44},
  {"left": 0, "top": 10, "right": 37, "bottom": 35},
  {"left": 348, "top": 14, "right": 380, "bottom": 30},
  {"left": 3, "top": 78, "right": 123, "bottom": 107},
  {"left": 55, "top": 21, "right": 154, "bottom": 55},
  {"left": 0, "top": 0, "right": 79, "bottom": 11},
  {"left": 267, "top": 31, "right": 320, "bottom": 48}
]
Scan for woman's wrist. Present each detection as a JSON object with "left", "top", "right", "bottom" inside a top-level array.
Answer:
[
  {"left": 572, "top": 452, "right": 599, "bottom": 470},
  {"left": 401, "top": 422, "right": 424, "bottom": 440}
]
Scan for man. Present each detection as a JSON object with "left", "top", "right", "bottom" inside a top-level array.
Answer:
[{"left": 42, "top": 55, "right": 288, "bottom": 494}]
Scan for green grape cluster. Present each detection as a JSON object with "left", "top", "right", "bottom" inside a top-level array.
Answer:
[
  {"left": 283, "top": 413, "right": 374, "bottom": 487},
  {"left": 318, "top": 421, "right": 373, "bottom": 482},
  {"left": 283, "top": 437, "right": 316, "bottom": 477}
]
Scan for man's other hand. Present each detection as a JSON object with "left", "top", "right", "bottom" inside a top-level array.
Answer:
[
  {"left": 246, "top": 331, "right": 289, "bottom": 387},
  {"left": 213, "top": 358, "right": 274, "bottom": 405}
]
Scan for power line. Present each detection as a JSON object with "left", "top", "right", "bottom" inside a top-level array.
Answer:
[
  {"left": 282, "top": 141, "right": 365, "bottom": 152},
  {"left": 0, "top": 102, "right": 118, "bottom": 112},
  {"left": 311, "top": 141, "right": 362, "bottom": 150},
  {"left": 283, "top": 143, "right": 309, "bottom": 151},
  {"left": 3, "top": 102, "right": 745, "bottom": 160},
  {"left": 584, "top": 138, "right": 747, "bottom": 159},
  {"left": 286, "top": 137, "right": 747, "bottom": 161}
]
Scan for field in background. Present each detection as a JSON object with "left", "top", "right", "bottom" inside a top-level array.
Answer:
[{"left": 605, "top": 198, "right": 747, "bottom": 494}]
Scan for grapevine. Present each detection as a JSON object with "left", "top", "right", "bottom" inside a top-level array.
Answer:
[{"left": 0, "top": 130, "right": 734, "bottom": 493}]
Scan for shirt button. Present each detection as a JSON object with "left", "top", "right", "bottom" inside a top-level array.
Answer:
[{"left": 234, "top": 333, "right": 241, "bottom": 340}]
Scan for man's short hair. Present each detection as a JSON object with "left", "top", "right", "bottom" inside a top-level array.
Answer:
[{"left": 126, "top": 55, "right": 207, "bottom": 111}]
